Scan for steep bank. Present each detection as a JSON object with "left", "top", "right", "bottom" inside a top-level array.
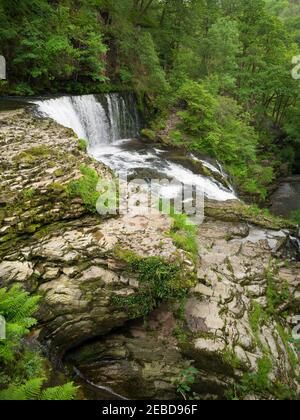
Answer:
[{"left": 0, "top": 109, "right": 299, "bottom": 400}]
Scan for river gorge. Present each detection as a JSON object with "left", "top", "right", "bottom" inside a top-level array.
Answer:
[{"left": 0, "top": 95, "right": 299, "bottom": 400}]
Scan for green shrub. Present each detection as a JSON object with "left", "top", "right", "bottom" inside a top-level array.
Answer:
[
  {"left": 112, "top": 250, "right": 194, "bottom": 316},
  {"left": 172, "top": 364, "right": 199, "bottom": 400}
]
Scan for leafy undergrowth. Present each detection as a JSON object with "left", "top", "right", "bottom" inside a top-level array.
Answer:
[
  {"left": 290, "top": 210, "right": 300, "bottom": 225},
  {"left": 112, "top": 249, "right": 195, "bottom": 317},
  {"left": 0, "top": 285, "right": 78, "bottom": 400}
]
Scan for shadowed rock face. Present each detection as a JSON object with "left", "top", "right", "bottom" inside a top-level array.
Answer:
[
  {"left": 0, "top": 110, "right": 299, "bottom": 400},
  {"left": 270, "top": 176, "right": 300, "bottom": 218}
]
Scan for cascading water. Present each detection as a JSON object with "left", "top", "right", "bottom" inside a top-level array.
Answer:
[
  {"left": 34, "top": 93, "right": 237, "bottom": 202},
  {"left": 34, "top": 93, "right": 139, "bottom": 147}
]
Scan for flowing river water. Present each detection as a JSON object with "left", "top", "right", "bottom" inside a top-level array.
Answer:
[{"left": 31, "top": 93, "right": 237, "bottom": 202}]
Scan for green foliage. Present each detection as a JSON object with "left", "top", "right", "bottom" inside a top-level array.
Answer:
[
  {"left": 140, "top": 129, "right": 156, "bottom": 141},
  {"left": 0, "top": 378, "right": 77, "bottom": 401},
  {"left": 169, "top": 213, "right": 198, "bottom": 259},
  {"left": 249, "top": 302, "right": 267, "bottom": 341},
  {"left": 67, "top": 165, "right": 100, "bottom": 213},
  {"left": 133, "top": 31, "right": 170, "bottom": 101},
  {"left": 222, "top": 349, "right": 243, "bottom": 371},
  {"left": 0, "top": 285, "right": 77, "bottom": 400},
  {"left": 238, "top": 356, "right": 273, "bottom": 397},
  {"left": 205, "top": 17, "right": 241, "bottom": 91},
  {"left": 0, "top": 0, "right": 107, "bottom": 94},
  {"left": 276, "top": 323, "right": 298, "bottom": 371},
  {"left": 265, "top": 270, "right": 290, "bottom": 316},
  {"left": 21, "top": 188, "right": 37, "bottom": 199},
  {"left": 232, "top": 354, "right": 297, "bottom": 400},
  {"left": 172, "top": 364, "right": 199, "bottom": 400},
  {"left": 112, "top": 250, "right": 194, "bottom": 316},
  {"left": 0, "top": 285, "right": 40, "bottom": 363},
  {"left": 78, "top": 139, "right": 88, "bottom": 152},
  {"left": 172, "top": 80, "right": 273, "bottom": 198},
  {"left": 290, "top": 210, "right": 300, "bottom": 225}
]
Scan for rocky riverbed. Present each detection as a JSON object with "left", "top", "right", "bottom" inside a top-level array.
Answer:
[{"left": 0, "top": 109, "right": 299, "bottom": 400}]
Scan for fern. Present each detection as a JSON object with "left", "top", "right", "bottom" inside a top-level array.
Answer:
[
  {"left": 0, "top": 379, "right": 77, "bottom": 401},
  {"left": 41, "top": 383, "right": 78, "bottom": 401},
  {"left": 0, "top": 285, "right": 78, "bottom": 400},
  {"left": 0, "top": 285, "right": 40, "bottom": 364},
  {"left": 0, "top": 378, "right": 44, "bottom": 401}
]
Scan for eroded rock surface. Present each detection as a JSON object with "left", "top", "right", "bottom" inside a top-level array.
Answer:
[
  {"left": 65, "top": 218, "right": 300, "bottom": 400},
  {"left": 185, "top": 220, "right": 300, "bottom": 395}
]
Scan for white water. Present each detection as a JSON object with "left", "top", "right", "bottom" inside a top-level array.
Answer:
[{"left": 34, "top": 94, "right": 237, "bottom": 202}]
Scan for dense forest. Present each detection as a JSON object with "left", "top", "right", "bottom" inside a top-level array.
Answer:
[{"left": 0, "top": 0, "right": 300, "bottom": 201}]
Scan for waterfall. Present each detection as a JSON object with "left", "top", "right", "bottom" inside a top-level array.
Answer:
[
  {"left": 33, "top": 93, "right": 237, "bottom": 202},
  {"left": 34, "top": 93, "right": 140, "bottom": 148}
]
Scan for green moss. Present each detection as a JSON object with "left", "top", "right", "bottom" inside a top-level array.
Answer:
[
  {"left": 239, "top": 204, "right": 296, "bottom": 230},
  {"left": 164, "top": 210, "right": 198, "bottom": 260},
  {"left": 205, "top": 201, "right": 296, "bottom": 230},
  {"left": 54, "top": 169, "right": 64, "bottom": 178},
  {"left": 290, "top": 210, "right": 300, "bottom": 225},
  {"left": 67, "top": 165, "right": 100, "bottom": 213},
  {"left": 78, "top": 139, "right": 88, "bottom": 152},
  {"left": 26, "top": 224, "right": 41, "bottom": 234},
  {"left": 49, "top": 182, "right": 66, "bottom": 193},
  {"left": 140, "top": 129, "right": 156, "bottom": 141},
  {"left": 13, "top": 147, "right": 51, "bottom": 165},
  {"left": 21, "top": 188, "right": 37, "bottom": 199}
]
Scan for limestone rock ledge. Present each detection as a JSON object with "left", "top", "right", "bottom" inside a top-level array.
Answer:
[
  {"left": 66, "top": 219, "right": 300, "bottom": 400},
  {"left": 0, "top": 110, "right": 299, "bottom": 400},
  {"left": 0, "top": 110, "right": 184, "bottom": 354}
]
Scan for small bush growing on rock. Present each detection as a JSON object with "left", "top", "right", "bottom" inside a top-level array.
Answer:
[
  {"left": 112, "top": 250, "right": 194, "bottom": 316},
  {"left": 172, "top": 364, "right": 199, "bottom": 400}
]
